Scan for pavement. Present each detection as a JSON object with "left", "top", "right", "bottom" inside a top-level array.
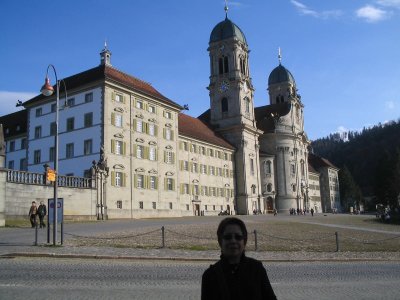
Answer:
[{"left": 1, "top": 224, "right": 400, "bottom": 262}]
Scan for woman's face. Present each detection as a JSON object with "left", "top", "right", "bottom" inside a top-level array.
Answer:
[{"left": 220, "top": 224, "right": 245, "bottom": 260}]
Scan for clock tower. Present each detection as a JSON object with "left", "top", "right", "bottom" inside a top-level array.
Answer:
[{"left": 207, "top": 8, "right": 262, "bottom": 214}]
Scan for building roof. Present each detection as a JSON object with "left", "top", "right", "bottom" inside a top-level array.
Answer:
[
  {"left": 178, "top": 113, "right": 235, "bottom": 150},
  {"left": 23, "top": 64, "right": 183, "bottom": 110},
  {"left": 254, "top": 103, "right": 292, "bottom": 133},
  {"left": 268, "top": 64, "right": 296, "bottom": 86},
  {"left": 0, "top": 109, "right": 27, "bottom": 139},
  {"left": 308, "top": 153, "right": 339, "bottom": 170},
  {"left": 209, "top": 17, "right": 247, "bottom": 45}
]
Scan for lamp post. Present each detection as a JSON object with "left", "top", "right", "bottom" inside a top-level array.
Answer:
[{"left": 40, "top": 64, "right": 66, "bottom": 245}]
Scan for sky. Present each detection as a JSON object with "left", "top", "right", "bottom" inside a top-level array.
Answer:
[{"left": 1, "top": 0, "right": 399, "bottom": 141}]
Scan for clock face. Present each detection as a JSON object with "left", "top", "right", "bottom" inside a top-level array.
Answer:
[{"left": 219, "top": 80, "right": 230, "bottom": 93}]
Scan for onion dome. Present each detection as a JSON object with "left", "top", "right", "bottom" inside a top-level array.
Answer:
[{"left": 209, "top": 17, "right": 247, "bottom": 45}]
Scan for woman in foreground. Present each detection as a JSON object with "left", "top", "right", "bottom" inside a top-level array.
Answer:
[{"left": 201, "top": 217, "right": 277, "bottom": 300}]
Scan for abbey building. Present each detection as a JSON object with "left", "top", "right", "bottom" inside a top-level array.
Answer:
[{"left": 0, "top": 14, "right": 340, "bottom": 219}]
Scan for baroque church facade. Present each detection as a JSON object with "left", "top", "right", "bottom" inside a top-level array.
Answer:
[{"left": 0, "top": 14, "right": 340, "bottom": 219}]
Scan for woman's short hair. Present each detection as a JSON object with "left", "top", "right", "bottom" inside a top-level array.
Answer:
[{"left": 217, "top": 217, "right": 248, "bottom": 246}]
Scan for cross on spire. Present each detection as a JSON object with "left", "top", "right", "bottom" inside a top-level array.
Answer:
[
  {"left": 224, "top": 0, "right": 229, "bottom": 18},
  {"left": 278, "top": 47, "right": 282, "bottom": 65}
]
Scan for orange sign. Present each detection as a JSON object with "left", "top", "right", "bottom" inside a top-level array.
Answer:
[{"left": 47, "top": 169, "right": 56, "bottom": 182}]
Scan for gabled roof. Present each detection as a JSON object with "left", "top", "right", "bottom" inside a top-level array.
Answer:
[
  {"left": 308, "top": 153, "right": 339, "bottom": 170},
  {"left": 178, "top": 113, "right": 235, "bottom": 150},
  {"left": 0, "top": 109, "right": 27, "bottom": 139},
  {"left": 23, "top": 65, "right": 182, "bottom": 110}
]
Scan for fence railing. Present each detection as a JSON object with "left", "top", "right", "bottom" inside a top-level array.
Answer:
[
  {"left": 6, "top": 169, "right": 93, "bottom": 189},
  {"left": 61, "top": 226, "right": 400, "bottom": 252}
]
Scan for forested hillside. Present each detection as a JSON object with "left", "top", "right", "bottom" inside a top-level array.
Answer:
[{"left": 311, "top": 120, "right": 400, "bottom": 210}]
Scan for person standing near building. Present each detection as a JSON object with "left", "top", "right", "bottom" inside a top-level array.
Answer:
[
  {"left": 28, "top": 201, "right": 38, "bottom": 228},
  {"left": 201, "top": 217, "right": 277, "bottom": 299},
  {"left": 37, "top": 201, "right": 47, "bottom": 228}
]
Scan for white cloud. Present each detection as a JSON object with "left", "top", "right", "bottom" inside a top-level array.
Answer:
[
  {"left": 356, "top": 5, "right": 388, "bottom": 22},
  {"left": 290, "top": 0, "right": 343, "bottom": 19},
  {"left": 0, "top": 91, "right": 36, "bottom": 116},
  {"left": 385, "top": 100, "right": 396, "bottom": 110},
  {"left": 377, "top": 0, "right": 400, "bottom": 8}
]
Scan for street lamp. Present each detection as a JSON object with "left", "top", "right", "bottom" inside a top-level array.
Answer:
[{"left": 40, "top": 64, "right": 66, "bottom": 245}]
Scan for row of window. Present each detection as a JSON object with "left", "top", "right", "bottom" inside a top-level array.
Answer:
[
  {"left": 35, "top": 93, "right": 94, "bottom": 117},
  {"left": 111, "top": 141, "right": 175, "bottom": 164},
  {"left": 112, "top": 92, "right": 173, "bottom": 119},
  {"left": 179, "top": 160, "right": 234, "bottom": 177},
  {"left": 180, "top": 183, "right": 234, "bottom": 198},
  {"left": 8, "top": 138, "right": 27, "bottom": 152},
  {"left": 179, "top": 141, "right": 233, "bottom": 160},
  {"left": 33, "top": 113, "right": 93, "bottom": 139},
  {"left": 7, "top": 158, "right": 27, "bottom": 171},
  {"left": 111, "top": 171, "right": 176, "bottom": 191},
  {"left": 111, "top": 116, "right": 174, "bottom": 141},
  {"left": 32, "top": 139, "right": 93, "bottom": 164}
]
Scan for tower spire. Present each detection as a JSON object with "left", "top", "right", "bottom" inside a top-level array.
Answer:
[
  {"left": 278, "top": 47, "right": 282, "bottom": 65},
  {"left": 224, "top": 0, "right": 229, "bottom": 18}
]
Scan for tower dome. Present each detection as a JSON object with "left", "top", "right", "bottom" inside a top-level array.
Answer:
[
  {"left": 209, "top": 17, "right": 247, "bottom": 45},
  {"left": 268, "top": 64, "right": 295, "bottom": 85}
]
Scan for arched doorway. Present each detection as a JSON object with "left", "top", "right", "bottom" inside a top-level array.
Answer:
[{"left": 266, "top": 197, "right": 273, "bottom": 213}]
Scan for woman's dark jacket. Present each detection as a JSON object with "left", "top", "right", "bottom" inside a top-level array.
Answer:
[{"left": 201, "top": 255, "right": 277, "bottom": 300}]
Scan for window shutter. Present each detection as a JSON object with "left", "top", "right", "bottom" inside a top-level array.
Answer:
[
  {"left": 164, "top": 151, "right": 167, "bottom": 163},
  {"left": 163, "top": 128, "right": 166, "bottom": 139},
  {"left": 123, "top": 142, "right": 126, "bottom": 155},
  {"left": 132, "top": 119, "right": 137, "bottom": 131},
  {"left": 134, "top": 174, "right": 137, "bottom": 188},
  {"left": 133, "top": 145, "right": 137, "bottom": 157},
  {"left": 155, "top": 177, "right": 158, "bottom": 189},
  {"left": 164, "top": 178, "right": 167, "bottom": 191},
  {"left": 144, "top": 146, "right": 149, "bottom": 159},
  {"left": 172, "top": 153, "right": 175, "bottom": 164},
  {"left": 171, "top": 130, "right": 174, "bottom": 141},
  {"left": 111, "top": 113, "right": 115, "bottom": 126},
  {"left": 180, "top": 183, "right": 184, "bottom": 194},
  {"left": 179, "top": 142, "right": 183, "bottom": 150},
  {"left": 154, "top": 125, "right": 158, "bottom": 136},
  {"left": 112, "top": 92, "right": 116, "bottom": 101},
  {"left": 180, "top": 160, "right": 183, "bottom": 171},
  {"left": 122, "top": 173, "right": 126, "bottom": 187},
  {"left": 144, "top": 122, "right": 149, "bottom": 134},
  {"left": 201, "top": 185, "right": 204, "bottom": 196},
  {"left": 144, "top": 175, "right": 149, "bottom": 189},
  {"left": 111, "top": 140, "right": 115, "bottom": 154},
  {"left": 111, "top": 171, "right": 115, "bottom": 186},
  {"left": 155, "top": 149, "right": 158, "bottom": 161}
]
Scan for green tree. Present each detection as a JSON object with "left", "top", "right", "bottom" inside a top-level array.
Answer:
[{"left": 339, "top": 165, "right": 362, "bottom": 210}]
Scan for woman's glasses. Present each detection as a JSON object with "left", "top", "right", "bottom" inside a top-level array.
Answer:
[{"left": 222, "top": 233, "right": 244, "bottom": 241}]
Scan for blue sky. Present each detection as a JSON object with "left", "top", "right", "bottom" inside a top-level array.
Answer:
[{"left": 1, "top": 0, "right": 399, "bottom": 140}]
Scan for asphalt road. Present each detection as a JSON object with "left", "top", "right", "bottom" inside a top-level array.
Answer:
[{"left": 0, "top": 257, "right": 399, "bottom": 300}]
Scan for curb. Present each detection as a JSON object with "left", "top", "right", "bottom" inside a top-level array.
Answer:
[{"left": 2, "top": 252, "right": 400, "bottom": 263}]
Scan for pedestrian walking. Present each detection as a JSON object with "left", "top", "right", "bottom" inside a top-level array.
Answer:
[
  {"left": 273, "top": 208, "right": 278, "bottom": 216},
  {"left": 310, "top": 208, "right": 314, "bottom": 217},
  {"left": 201, "top": 217, "right": 277, "bottom": 300},
  {"left": 28, "top": 201, "right": 38, "bottom": 228},
  {"left": 37, "top": 201, "right": 47, "bottom": 228}
]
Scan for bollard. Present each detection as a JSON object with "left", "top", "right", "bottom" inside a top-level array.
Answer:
[
  {"left": 61, "top": 222, "right": 64, "bottom": 245},
  {"left": 47, "top": 223, "right": 50, "bottom": 244},
  {"left": 161, "top": 226, "right": 165, "bottom": 248},
  {"left": 335, "top": 231, "right": 340, "bottom": 252},
  {"left": 254, "top": 230, "right": 258, "bottom": 251},
  {"left": 34, "top": 223, "right": 38, "bottom": 246}
]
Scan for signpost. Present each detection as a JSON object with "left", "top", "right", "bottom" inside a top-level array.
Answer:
[{"left": 47, "top": 198, "right": 64, "bottom": 244}]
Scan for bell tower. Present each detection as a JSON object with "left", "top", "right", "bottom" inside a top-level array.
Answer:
[{"left": 207, "top": 5, "right": 262, "bottom": 215}]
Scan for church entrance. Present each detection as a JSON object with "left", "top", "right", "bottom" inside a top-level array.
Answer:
[
  {"left": 194, "top": 204, "right": 200, "bottom": 216},
  {"left": 266, "top": 197, "right": 274, "bottom": 213}
]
